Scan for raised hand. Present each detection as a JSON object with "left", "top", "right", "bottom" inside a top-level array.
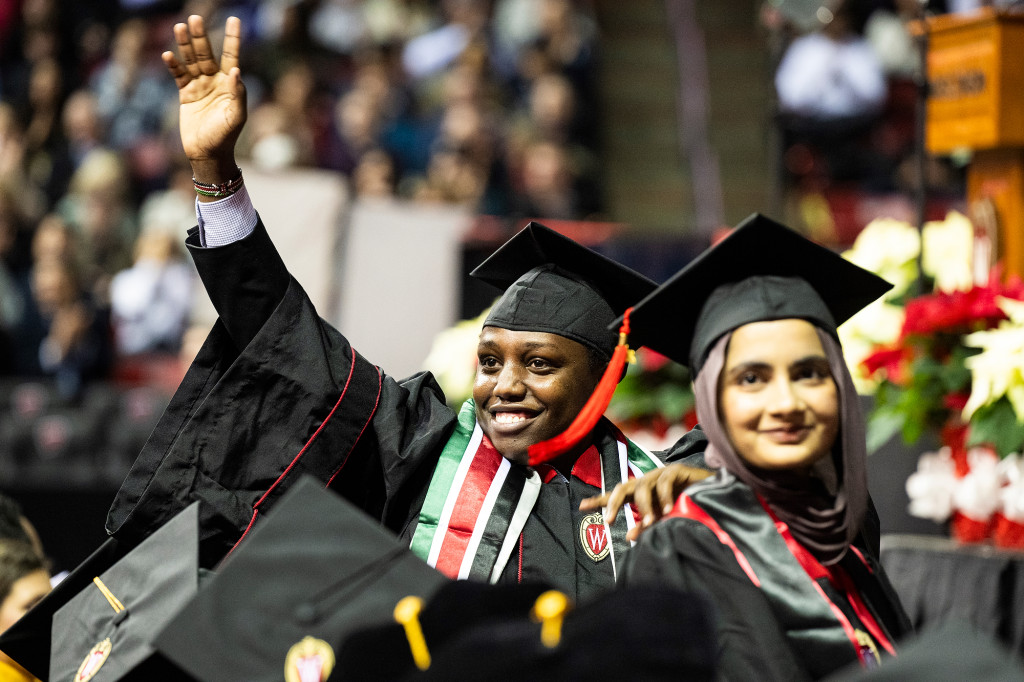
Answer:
[
  {"left": 162, "top": 15, "right": 246, "bottom": 186},
  {"left": 579, "top": 463, "right": 712, "bottom": 542}
]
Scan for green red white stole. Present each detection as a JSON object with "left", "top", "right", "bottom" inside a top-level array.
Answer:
[{"left": 410, "top": 400, "right": 663, "bottom": 582}]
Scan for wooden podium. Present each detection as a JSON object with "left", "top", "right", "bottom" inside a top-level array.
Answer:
[{"left": 923, "top": 9, "right": 1024, "bottom": 278}]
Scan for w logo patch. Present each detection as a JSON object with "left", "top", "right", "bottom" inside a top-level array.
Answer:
[{"left": 579, "top": 512, "right": 610, "bottom": 561}]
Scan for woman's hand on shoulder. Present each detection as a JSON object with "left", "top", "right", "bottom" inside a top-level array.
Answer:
[{"left": 579, "top": 463, "right": 712, "bottom": 541}]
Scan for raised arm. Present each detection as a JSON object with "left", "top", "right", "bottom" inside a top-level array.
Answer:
[
  {"left": 163, "top": 15, "right": 246, "bottom": 194},
  {"left": 163, "top": 16, "right": 290, "bottom": 350}
]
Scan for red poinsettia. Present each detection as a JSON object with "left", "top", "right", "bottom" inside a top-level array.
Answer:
[{"left": 900, "top": 270, "right": 1024, "bottom": 338}]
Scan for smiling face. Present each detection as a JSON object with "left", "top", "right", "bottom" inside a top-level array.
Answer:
[
  {"left": 473, "top": 326, "right": 604, "bottom": 465},
  {"left": 719, "top": 319, "right": 839, "bottom": 472}
]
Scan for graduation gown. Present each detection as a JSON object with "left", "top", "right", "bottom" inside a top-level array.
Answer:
[
  {"left": 620, "top": 472, "right": 910, "bottom": 681},
  {"left": 104, "top": 219, "right": 664, "bottom": 601}
]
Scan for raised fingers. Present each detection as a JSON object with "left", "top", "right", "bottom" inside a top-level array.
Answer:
[
  {"left": 187, "top": 15, "right": 220, "bottom": 76},
  {"left": 172, "top": 21, "right": 200, "bottom": 79},
  {"left": 162, "top": 50, "right": 193, "bottom": 89},
  {"left": 220, "top": 16, "right": 242, "bottom": 74}
]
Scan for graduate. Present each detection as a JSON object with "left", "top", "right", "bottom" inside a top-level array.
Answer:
[
  {"left": 613, "top": 215, "right": 911, "bottom": 680},
  {"left": 2, "top": 15, "right": 713, "bottom": 678},
  {"left": 107, "top": 15, "right": 672, "bottom": 596}
]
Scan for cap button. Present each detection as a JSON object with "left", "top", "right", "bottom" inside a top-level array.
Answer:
[{"left": 294, "top": 603, "right": 317, "bottom": 625}]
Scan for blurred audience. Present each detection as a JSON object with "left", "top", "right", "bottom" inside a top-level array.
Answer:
[{"left": 0, "top": 0, "right": 611, "bottom": 477}]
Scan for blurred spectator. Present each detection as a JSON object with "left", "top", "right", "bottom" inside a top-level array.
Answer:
[
  {"left": 29, "top": 255, "right": 112, "bottom": 399},
  {"left": 352, "top": 147, "right": 397, "bottom": 197},
  {"left": 55, "top": 148, "right": 136, "bottom": 303},
  {"left": 109, "top": 222, "right": 194, "bottom": 357},
  {"left": 0, "top": 539, "right": 49, "bottom": 682},
  {"left": 59, "top": 89, "right": 105, "bottom": 173},
  {"left": 328, "top": 88, "right": 382, "bottom": 174},
  {"left": 775, "top": 1, "right": 886, "bottom": 121},
  {"left": 0, "top": 105, "right": 46, "bottom": 230},
  {"left": 20, "top": 56, "right": 68, "bottom": 205},
  {"left": 774, "top": 0, "right": 890, "bottom": 191},
  {"left": 514, "top": 138, "right": 581, "bottom": 220},
  {"left": 401, "top": 0, "right": 490, "bottom": 82},
  {"left": 90, "top": 18, "right": 176, "bottom": 152},
  {"left": 252, "top": 61, "right": 321, "bottom": 171}
]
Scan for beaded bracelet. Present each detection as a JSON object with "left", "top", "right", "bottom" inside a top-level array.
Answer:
[{"left": 193, "top": 167, "right": 244, "bottom": 198}]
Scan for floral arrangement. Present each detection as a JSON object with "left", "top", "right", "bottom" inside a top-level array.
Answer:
[{"left": 841, "top": 212, "right": 1024, "bottom": 547}]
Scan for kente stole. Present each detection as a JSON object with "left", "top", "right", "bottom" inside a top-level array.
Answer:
[{"left": 410, "top": 400, "right": 662, "bottom": 582}]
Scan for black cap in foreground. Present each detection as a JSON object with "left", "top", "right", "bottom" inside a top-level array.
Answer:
[
  {"left": 470, "top": 221, "right": 657, "bottom": 358},
  {"left": 622, "top": 213, "right": 893, "bottom": 371},
  {"left": 152, "top": 476, "right": 448, "bottom": 682},
  {"left": 49, "top": 502, "right": 201, "bottom": 681},
  {"left": 333, "top": 581, "right": 719, "bottom": 681}
]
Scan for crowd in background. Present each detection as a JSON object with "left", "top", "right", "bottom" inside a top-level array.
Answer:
[
  {"left": 0, "top": 0, "right": 606, "bottom": 402},
  {"left": 0, "top": 0, "right": 985, "bottom": 471}
]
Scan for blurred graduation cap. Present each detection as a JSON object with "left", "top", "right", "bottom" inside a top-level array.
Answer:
[
  {"left": 622, "top": 213, "right": 893, "bottom": 372},
  {"left": 470, "top": 221, "right": 657, "bottom": 359},
  {"left": 48, "top": 502, "right": 201, "bottom": 681},
  {"left": 470, "top": 221, "right": 659, "bottom": 465},
  {"left": 152, "top": 475, "right": 447, "bottom": 682},
  {"left": 0, "top": 537, "right": 128, "bottom": 680},
  {"left": 825, "top": 620, "right": 1024, "bottom": 681},
  {"left": 333, "top": 581, "right": 719, "bottom": 681}
]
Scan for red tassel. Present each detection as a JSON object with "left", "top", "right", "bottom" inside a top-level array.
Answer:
[{"left": 528, "top": 308, "right": 633, "bottom": 466}]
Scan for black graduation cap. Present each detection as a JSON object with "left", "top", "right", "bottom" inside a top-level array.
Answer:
[
  {"left": 0, "top": 537, "right": 129, "bottom": 680},
  {"left": 623, "top": 213, "right": 893, "bottom": 371},
  {"left": 470, "top": 221, "right": 658, "bottom": 358},
  {"left": 151, "top": 475, "right": 448, "bottom": 682},
  {"left": 825, "top": 620, "right": 1024, "bottom": 681},
  {"left": 333, "top": 581, "right": 719, "bottom": 681},
  {"left": 48, "top": 502, "right": 201, "bottom": 681}
]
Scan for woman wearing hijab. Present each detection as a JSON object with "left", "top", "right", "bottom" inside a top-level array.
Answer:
[{"left": 615, "top": 215, "right": 911, "bottom": 680}]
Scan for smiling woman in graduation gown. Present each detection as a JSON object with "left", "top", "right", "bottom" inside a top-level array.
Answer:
[
  {"left": 103, "top": 15, "right": 666, "bottom": 602},
  {"left": 618, "top": 215, "right": 911, "bottom": 681}
]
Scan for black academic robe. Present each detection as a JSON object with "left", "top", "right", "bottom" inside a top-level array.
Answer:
[
  {"left": 104, "top": 219, "right": 664, "bottom": 602},
  {"left": 620, "top": 472, "right": 911, "bottom": 681}
]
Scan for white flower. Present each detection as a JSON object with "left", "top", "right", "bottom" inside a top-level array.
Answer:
[
  {"left": 905, "top": 447, "right": 957, "bottom": 522},
  {"left": 952, "top": 446, "right": 1001, "bottom": 520},
  {"left": 922, "top": 210, "right": 974, "bottom": 293},
  {"left": 421, "top": 306, "right": 491, "bottom": 405},
  {"left": 843, "top": 217, "right": 920, "bottom": 297},
  {"left": 962, "top": 297, "right": 1024, "bottom": 420},
  {"left": 997, "top": 454, "right": 1024, "bottom": 521},
  {"left": 839, "top": 293, "right": 906, "bottom": 394}
]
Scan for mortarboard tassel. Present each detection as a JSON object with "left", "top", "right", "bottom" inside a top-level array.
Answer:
[
  {"left": 528, "top": 308, "right": 634, "bottom": 466},
  {"left": 531, "top": 590, "right": 571, "bottom": 648},
  {"left": 394, "top": 596, "right": 431, "bottom": 670},
  {"left": 92, "top": 576, "right": 124, "bottom": 613}
]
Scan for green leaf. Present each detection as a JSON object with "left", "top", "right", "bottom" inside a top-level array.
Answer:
[
  {"left": 967, "top": 398, "right": 1024, "bottom": 456},
  {"left": 654, "top": 384, "right": 695, "bottom": 422},
  {"left": 866, "top": 408, "right": 905, "bottom": 454}
]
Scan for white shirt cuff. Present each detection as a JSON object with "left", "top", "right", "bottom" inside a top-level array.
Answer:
[{"left": 195, "top": 184, "right": 259, "bottom": 247}]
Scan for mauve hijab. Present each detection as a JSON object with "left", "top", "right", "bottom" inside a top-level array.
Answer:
[{"left": 695, "top": 326, "right": 868, "bottom": 566}]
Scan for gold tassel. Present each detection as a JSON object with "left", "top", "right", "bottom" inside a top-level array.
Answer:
[
  {"left": 531, "top": 590, "right": 570, "bottom": 648},
  {"left": 394, "top": 596, "right": 431, "bottom": 670}
]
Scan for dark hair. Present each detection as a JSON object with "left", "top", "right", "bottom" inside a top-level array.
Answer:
[
  {"left": 0, "top": 496, "right": 31, "bottom": 545},
  {"left": 0, "top": 539, "right": 46, "bottom": 602}
]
